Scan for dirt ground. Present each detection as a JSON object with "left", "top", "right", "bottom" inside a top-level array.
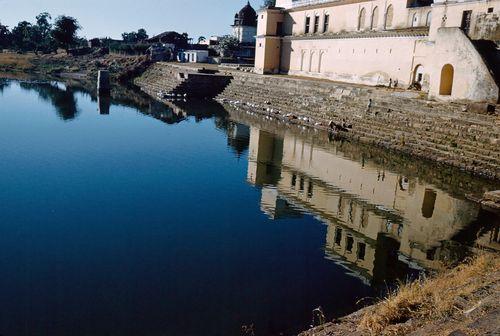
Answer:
[{"left": 0, "top": 51, "right": 150, "bottom": 82}]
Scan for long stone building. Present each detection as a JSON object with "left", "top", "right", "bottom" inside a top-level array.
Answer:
[{"left": 255, "top": 0, "right": 500, "bottom": 103}]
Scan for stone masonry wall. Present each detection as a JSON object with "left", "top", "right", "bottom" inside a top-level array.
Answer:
[
  {"left": 217, "top": 73, "right": 500, "bottom": 180},
  {"left": 135, "top": 63, "right": 232, "bottom": 99},
  {"left": 136, "top": 63, "right": 500, "bottom": 180}
]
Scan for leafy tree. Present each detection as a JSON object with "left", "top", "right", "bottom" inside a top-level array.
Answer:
[
  {"left": 136, "top": 28, "right": 148, "bottom": 40},
  {"left": 32, "top": 12, "right": 56, "bottom": 54},
  {"left": 11, "top": 21, "right": 35, "bottom": 52},
  {"left": 0, "top": 22, "right": 11, "bottom": 49},
  {"left": 122, "top": 29, "right": 148, "bottom": 43},
  {"left": 216, "top": 35, "right": 240, "bottom": 57},
  {"left": 52, "top": 16, "right": 81, "bottom": 53},
  {"left": 122, "top": 31, "right": 138, "bottom": 43},
  {"left": 198, "top": 36, "right": 206, "bottom": 44}
]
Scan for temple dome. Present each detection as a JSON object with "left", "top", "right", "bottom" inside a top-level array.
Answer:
[{"left": 234, "top": 1, "right": 257, "bottom": 27}]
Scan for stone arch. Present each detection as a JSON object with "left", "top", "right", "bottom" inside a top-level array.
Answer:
[
  {"left": 358, "top": 8, "right": 366, "bottom": 31},
  {"left": 371, "top": 7, "right": 379, "bottom": 30},
  {"left": 439, "top": 64, "right": 454, "bottom": 95},
  {"left": 385, "top": 5, "right": 394, "bottom": 29},
  {"left": 413, "top": 64, "right": 425, "bottom": 85},
  {"left": 425, "top": 11, "right": 432, "bottom": 26}
]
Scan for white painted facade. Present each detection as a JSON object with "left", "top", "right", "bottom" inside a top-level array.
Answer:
[{"left": 256, "top": 0, "right": 500, "bottom": 103}]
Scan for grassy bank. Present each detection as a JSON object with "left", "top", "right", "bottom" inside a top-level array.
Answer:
[{"left": 301, "top": 252, "right": 500, "bottom": 336}]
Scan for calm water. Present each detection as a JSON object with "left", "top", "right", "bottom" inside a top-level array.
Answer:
[{"left": 0, "top": 79, "right": 498, "bottom": 336}]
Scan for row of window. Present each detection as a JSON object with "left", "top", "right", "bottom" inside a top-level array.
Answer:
[
  {"left": 334, "top": 227, "right": 367, "bottom": 260},
  {"left": 291, "top": 173, "right": 314, "bottom": 198},
  {"left": 302, "top": 5, "right": 433, "bottom": 35},
  {"left": 305, "top": 13, "right": 330, "bottom": 34}
]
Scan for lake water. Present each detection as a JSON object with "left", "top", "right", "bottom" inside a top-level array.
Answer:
[{"left": 0, "top": 79, "right": 498, "bottom": 336}]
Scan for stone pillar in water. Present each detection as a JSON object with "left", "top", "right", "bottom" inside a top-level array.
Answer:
[
  {"left": 98, "top": 95, "right": 111, "bottom": 115},
  {"left": 97, "top": 70, "right": 110, "bottom": 95}
]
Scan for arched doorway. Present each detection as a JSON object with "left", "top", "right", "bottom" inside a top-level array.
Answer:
[
  {"left": 358, "top": 8, "right": 366, "bottom": 31},
  {"left": 385, "top": 5, "right": 394, "bottom": 29},
  {"left": 413, "top": 64, "right": 425, "bottom": 85},
  {"left": 439, "top": 64, "right": 454, "bottom": 95},
  {"left": 371, "top": 7, "right": 379, "bottom": 30}
]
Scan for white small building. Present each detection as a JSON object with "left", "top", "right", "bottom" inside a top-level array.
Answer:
[{"left": 178, "top": 50, "right": 209, "bottom": 63}]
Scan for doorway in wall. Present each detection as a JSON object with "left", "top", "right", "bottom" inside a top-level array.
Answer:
[
  {"left": 461, "top": 10, "right": 472, "bottom": 34},
  {"left": 439, "top": 64, "right": 454, "bottom": 96},
  {"left": 413, "top": 64, "right": 425, "bottom": 86}
]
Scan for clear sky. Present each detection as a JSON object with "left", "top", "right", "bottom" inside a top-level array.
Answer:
[{"left": 0, "top": 0, "right": 259, "bottom": 40}]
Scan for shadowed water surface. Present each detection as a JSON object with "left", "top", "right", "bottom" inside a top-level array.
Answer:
[{"left": 0, "top": 79, "right": 498, "bottom": 336}]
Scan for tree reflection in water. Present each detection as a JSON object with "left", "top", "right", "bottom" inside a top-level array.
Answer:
[
  {"left": 20, "top": 82, "right": 79, "bottom": 120},
  {"left": 0, "top": 79, "right": 11, "bottom": 94}
]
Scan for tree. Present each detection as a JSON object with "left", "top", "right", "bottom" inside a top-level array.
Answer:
[
  {"left": 216, "top": 35, "right": 240, "bottom": 57},
  {"left": 122, "top": 31, "right": 138, "bottom": 43},
  {"left": 32, "top": 12, "right": 56, "bottom": 54},
  {"left": 0, "top": 22, "right": 11, "bottom": 50},
  {"left": 11, "top": 21, "right": 35, "bottom": 52},
  {"left": 136, "top": 28, "right": 148, "bottom": 41},
  {"left": 52, "top": 16, "right": 80, "bottom": 53},
  {"left": 198, "top": 36, "right": 206, "bottom": 44},
  {"left": 122, "top": 29, "right": 148, "bottom": 43}
]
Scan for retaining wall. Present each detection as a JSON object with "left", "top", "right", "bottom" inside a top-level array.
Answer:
[{"left": 136, "top": 63, "right": 500, "bottom": 180}]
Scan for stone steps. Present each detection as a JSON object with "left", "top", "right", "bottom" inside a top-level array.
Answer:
[
  {"left": 216, "top": 72, "right": 500, "bottom": 179},
  {"left": 221, "top": 89, "right": 498, "bottom": 151}
]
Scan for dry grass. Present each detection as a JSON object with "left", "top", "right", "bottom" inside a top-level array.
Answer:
[
  {"left": 360, "top": 253, "right": 500, "bottom": 334},
  {"left": 0, "top": 52, "right": 37, "bottom": 70}
]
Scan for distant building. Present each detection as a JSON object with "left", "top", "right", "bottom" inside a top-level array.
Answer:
[
  {"left": 232, "top": 1, "right": 258, "bottom": 44},
  {"left": 232, "top": 2, "right": 258, "bottom": 63},
  {"left": 199, "top": 36, "right": 221, "bottom": 47},
  {"left": 178, "top": 50, "right": 209, "bottom": 63},
  {"left": 148, "top": 43, "right": 176, "bottom": 62},
  {"left": 88, "top": 38, "right": 102, "bottom": 49}
]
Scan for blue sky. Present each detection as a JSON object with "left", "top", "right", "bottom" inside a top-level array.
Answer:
[{"left": 0, "top": 0, "right": 259, "bottom": 39}]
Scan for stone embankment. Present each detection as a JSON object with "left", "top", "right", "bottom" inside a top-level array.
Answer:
[
  {"left": 136, "top": 63, "right": 500, "bottom": 180},
  {"left": 135, "top": 63, "right": 232, "bottom": 99}
]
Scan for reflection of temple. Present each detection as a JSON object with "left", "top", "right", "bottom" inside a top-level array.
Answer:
[{"left": 246, "top": 126, "right": 495, "bottom": 287}]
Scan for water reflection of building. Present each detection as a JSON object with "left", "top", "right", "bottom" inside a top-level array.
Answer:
[
  {"left": 246, "top": 126, "right": 494, "bottom": 287},
  {"left": 226, "top": 123, "right": 251, "bottom": 158}
]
